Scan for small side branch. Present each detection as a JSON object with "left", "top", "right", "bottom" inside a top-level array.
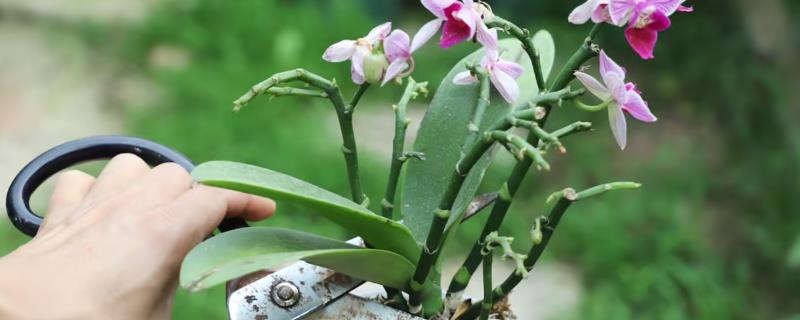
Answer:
[
  {"left": 233, "top": 68, "right": 335, "bottom": 111},
  {"left": 262, "top": 87, "right": 328, "bottom": 99},
  {"left": 484, "top": 131, "right": 550, "bottom": 171},
  {"left": 232, "top": 68, "right": 367, "bottom": 204}
]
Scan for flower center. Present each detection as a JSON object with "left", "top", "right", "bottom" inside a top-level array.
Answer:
[
  {"left": 356, "top": 38, "right": 373, "bottom": 51},
  {"left": 474, "top": 1, "right": 494, "bottom": 19},
  {"left": 634, "top": 5, "right": 656, "bottom": 29}
]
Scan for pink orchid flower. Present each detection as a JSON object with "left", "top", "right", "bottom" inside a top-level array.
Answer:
[
  {"left": 323, "top": 22, "right": 392, "bottom": 84},
  {"left": 414, "top": 0, "right": 497, "bottom": 50},
  {"left": 568, "top": 0, "right": 612, "bottom": 25},
  {"left": 453, "top": 30, "right": 523, "bottom": 104},
  {"left": 609, "top": 0, "right": 692, "bottom": 59},
  {"left": 573, "top": 50, "right": 656, "bottom": 149},
  {"left": 381, "top": 29, "right": 418, "bottom": 86}
]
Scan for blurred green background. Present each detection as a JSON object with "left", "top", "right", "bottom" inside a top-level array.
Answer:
[{"left": 1, "top": 0, "right": 799, "bottom": 319}]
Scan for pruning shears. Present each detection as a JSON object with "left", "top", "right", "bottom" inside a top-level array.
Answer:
[{"left": 5, "top": 136, "right": 423, "bottom": 320}]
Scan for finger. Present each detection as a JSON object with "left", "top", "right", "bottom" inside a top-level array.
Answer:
[
  {"left": 125, "top": 163, "right": 193, "bottom": 208},
  {"left": 197, "top": 185, "right": 276, "bottom": 221},
  {"left": 159, "top": 187, "right": 276, "bottom": 252},
  {"left": 40, "top": 170, "right": 96, "bottom": 232},
  {"left": 85, "top": 153, "right": 150, "bottom": 202}
]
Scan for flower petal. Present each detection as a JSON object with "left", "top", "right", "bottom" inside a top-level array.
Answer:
[
  {"left": 608, "top": 0, "right": 636, "bottom": 26},
  {"left": 422, "top": 0, "right": 456, "bottom": 19},
  {"left": 491, "top": 69, "right": 520, "bottom": 104},
  {"left": 568, "top": 0, "right": 599, "bottom": 24},
  {"left": 652, "top": 0, "right": 686, "bottom": 15},
  {"left": 648, "top": 9, "right": 672, "bottom": 31},
  {"left": 591, "top": 2, "right": 612, "bottom": 23},
  {"left": 351, "top": 48, "right": 367, "bottom": 84},
  {"left": 323, "top": 40, "right": 357, "bottom": 62},
  {"left": 384, "top": 30, "right": 411, "bottom": 62},
  {"left": 599, "top": 50, "right": 626, "bottom": 83},
  {"left": 605, "top": 72, "right": 628, "bottom": 105},
  {"left": 574, "top": 71, "right": 611, "bottom": 101},
  {"left": 476, "top": 22, "right": 498, "bottom": 49},
  {"left": 452, "top": 5, "right": 478, "bottom": 38},
  {"left": 608, "top": 103, "right": 628, "bottom": 150},
  {"left": 441, "top": 19, "right": 473, "bottom": 48},
  {"left": 382, "top": 59, "right": 410, "bottom": 86},
  {"left": 453, "top": 71, "right": 478, "bottom": 85},
  {"left": 365, "top": 22, "right": 392, "bottom": 44},
  {"left": 411, "top": 19, "right": 443, "bottom": 53},
  {"left": 624, "top": 25, "right": 659, "bottom": 59},
  {"left": 495, "top": 59, "right": 524, "bottom": 79},
  {"left": 622, "top": 90, "right": 657, "bottom": 122}
]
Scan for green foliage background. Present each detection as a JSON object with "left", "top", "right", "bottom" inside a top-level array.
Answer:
[{"left": 2, "top": 1, "right": 799, "bottom": 319}]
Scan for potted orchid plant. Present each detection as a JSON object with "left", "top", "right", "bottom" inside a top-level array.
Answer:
[{"left": 179, "top": 0, "right": 694, "bottom": 319}]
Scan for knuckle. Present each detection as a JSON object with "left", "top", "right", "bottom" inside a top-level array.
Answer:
[
  {"left": 153, "top": 162, "right": 190, "bottom": 178},
  {"left": 110, "top": 153, "right": 146, "bottom": 166},
  {"left": 58, "top": 169, "right": 91, "bottom": 181}
]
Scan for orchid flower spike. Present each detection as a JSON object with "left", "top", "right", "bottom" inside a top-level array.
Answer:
[
  {"left": 573, "top": 50, "right": 656, "bottom": 149},
  {"left": 609, "top": 0, "right": 693, "bottom": 59},
  {"left": 414, "top": 0, "right": 497, "bottom": 51},
  {"left": 323, "top": 22, "right": 392, "bottom": 84},
  {"left": 453, "top": 30, "right": 523, "bottom": 104},
  {"left": 568, "top": 0, "right": 612, "bottom": 25}
]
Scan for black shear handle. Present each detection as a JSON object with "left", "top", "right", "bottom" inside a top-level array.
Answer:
[{"left": 6, "top": 136, "right": 247, "bottom": 237}]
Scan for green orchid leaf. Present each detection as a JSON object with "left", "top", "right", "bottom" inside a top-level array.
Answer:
[
  {"left": 533, "top": 30, "right": 556, "bottom": 82},
  {"left": 180, "top": 227, "right": 415, "bottom": 291},
  {"left": 192, "top": 161, "right": 420, "bottom": 262},
  {"left": 401, "top": 35, "right": 555, "bottom": 242}
]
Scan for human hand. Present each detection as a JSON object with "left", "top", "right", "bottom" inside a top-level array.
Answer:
[{"left": 0, "top": 154, "right": 276, "bottom": 319}]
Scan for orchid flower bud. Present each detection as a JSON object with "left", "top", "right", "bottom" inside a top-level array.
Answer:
[{"left": 363, "top": 52, "right": 390, "bottom": 85}]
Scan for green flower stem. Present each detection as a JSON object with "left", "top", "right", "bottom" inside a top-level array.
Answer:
[
  {"left": 479, "top": 250, "right": 493, "bottom": 320},
  {"left": 233, "top": 68, "right": 367, "bottom": 205},
  {"left": 461, "top": 182, "right": 641, "bottom": 320},
  {"left": 575, "top": 99, "right": 612, "bottom": 112},
  {"left": 509, "top": 119, "right": 559, "bottom": 146},
  {"left": 466, "top": 70, "right": 492, "bottom": 147},
  {"left": 549, "top": 23, "right": 603, "bottom": 93},
  {"left": 574, "top": 181, "right": 642, "bottom": 200},
  {"left": 485, "top": 15, "right": 546, "bottom": 91},
  {"left": 446, "top": 24, "right": 602, "bottom": 299},
  {"left": 550, "top": 121, "right": 594, "bottom": 139},
  {"left": 263, "top": 87, "right": 329, "bottom": 99},
  {"left": 382, "top": 79, "right": 428, "bottom": 220},
  {"left": 380, "top": 80, "right": 427, "bottom": 305},
  {"left": 348, "top": 83, "right": 370, "bottom": 113},
  {"left": 512, "top": 87, "right": 585, "bottom": 120},
  {"left": 485, "top": 131, "right": 550, "bottom": 171}
]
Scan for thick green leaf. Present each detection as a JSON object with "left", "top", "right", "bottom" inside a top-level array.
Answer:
[
  {"left": 192, "top": 161, "right": 420, "bottom": 262},
  {"left": 533, "top": 30, "right": 555, "bottom": 82},
  {"left": 401, "top": 34, "right": 556, "bottom": 242},
  {"left": 180, "top": 227, "right": 415, "bottom": 291}
]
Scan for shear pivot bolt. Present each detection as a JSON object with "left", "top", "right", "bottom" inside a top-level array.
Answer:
[{"left": 271, "top": 282, "right": 300, "bottom": 308}]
